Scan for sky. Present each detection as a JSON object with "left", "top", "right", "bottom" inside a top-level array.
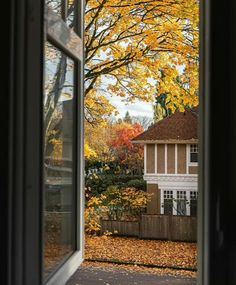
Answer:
[
  {"left": 100, "top": 74, "right": 155, "bottom": 119},
  {"left": 103, "top": 65, "right": 185, "bottom": 119},
  {"left": 106, "top": 94, "right": 154, "bottom": 118}
]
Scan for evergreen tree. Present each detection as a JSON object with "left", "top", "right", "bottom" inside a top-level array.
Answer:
[{"left": 123, "top": 111, "right": 132, "bottom": 124}]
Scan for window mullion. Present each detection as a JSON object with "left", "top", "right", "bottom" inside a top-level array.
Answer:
[{"left": 173, "top": 190, "right": 177, "bottom": 215}]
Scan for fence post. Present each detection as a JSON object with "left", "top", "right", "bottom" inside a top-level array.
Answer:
[
  {"left": 100, "top": 218, "right": 103, "bottom": 235},
  {"left": 167, "top": 215, "right": 171, "bottom": 240},
  {"left": 139, "top": 215, "right": 142, "bottom": 238}
]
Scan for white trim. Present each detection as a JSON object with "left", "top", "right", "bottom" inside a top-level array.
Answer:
[
  {"left": 144, "top": 174, "right": 198, "bottom": 179},
  {"left": 165, "top": 144, "right": 167, "bottom": 174},
  {"left": 160, "top": 189, "right": 164, "bottom": 214},
  {"left": 160, "top": 188, "right": 198, "bottom": 216},
  {"left": 173, "top": 190, "right": 177, "bottom": 215},
  {"left": 144, "top": 174, "right": 198, "bottom": 191},
  {"left": 189, "top": 162, "right": 198, "bottom": 167},
  {"left": 188, "top": 143, "right": 198, "bottom": 167},
  {"left": 144, "top": 144, "right": 147, "bottom": 174},
  {"left": 145, "top": 173, "right": 198, "bottom": 177},
  {"left": 186, "top": 144, "right": 189, "bottom": 174},
  {"left": 175, "top": 144, "right": 178, "bottom": 174},
  {"left": 132, "top": 139, "right": 198, "bottom": 144},
  {"left": 161, "top": 189, "right": 198, "bottom": 216},
  {"left": 155, "top": 144, "right": 157, "bottom": 174},
  {"left": 46, "top": 251, "right": 83, "bottom": 285},
  {"left": 186, "top": 190, "right": 191, "bottom": 216}
]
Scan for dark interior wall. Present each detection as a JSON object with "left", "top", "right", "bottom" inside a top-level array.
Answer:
[
  {"left": 201, "top": 1, "right": 236, "bottom": 284},
  {"left": 0, "top": 2, "right": 12, "bottom": 284},
  {"left": 1, "top": 1, "right": 44, "bottom": 285},
  {"left": 226, "top": 2, "right": 236, "bottom": 283}
]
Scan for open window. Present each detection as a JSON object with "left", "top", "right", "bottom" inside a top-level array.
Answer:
[
  {"left": 43, "top": 2, "right": 84, "bottom": 284},
  {"left": 2, "top": 0, "right": 236, "bottom": 285},
  {"left": 5, "top": 1, "right": 84, "bottom": 285}
]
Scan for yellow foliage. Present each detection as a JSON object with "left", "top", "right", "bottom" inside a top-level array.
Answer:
[
  {"left": 85, "top": 143, "right": 98, "bottom": 159},
  {"left": 84, "top": 121, "right": 112, "bottom": 162},
  {"left": 85, "top": 196, "right": 108, "bottom": 235},
  {"left": 85, "top": 187, "right": 153, "bottom": 234},
  {"left": 49, "top": 138, "right": 62, "bottom": 164},
  {"left": 85, "top": 0, "right": 199, "bottom": 118}
]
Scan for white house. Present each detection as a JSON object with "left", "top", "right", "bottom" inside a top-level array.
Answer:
[{"left": 132, "top": 109, "right": 198, "bottom": 216}]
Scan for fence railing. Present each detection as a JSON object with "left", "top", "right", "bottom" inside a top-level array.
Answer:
[{"left": 101, "top": 214, "right": 197, "bottom": 242}]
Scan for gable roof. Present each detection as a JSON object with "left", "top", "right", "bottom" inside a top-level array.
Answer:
[{"left": 132, "top": 109, "right": 198, "bottom": 143}]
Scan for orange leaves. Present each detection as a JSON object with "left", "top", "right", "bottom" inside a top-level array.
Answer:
[
  {"left": 105, "top": 121, "right": 144, "bottom": 171},
  {"left": 85, "top": 236, "right": 197, "bottom": 272},
  {"left": 109, "top": 122, "right": 144, "bottom": 150}
]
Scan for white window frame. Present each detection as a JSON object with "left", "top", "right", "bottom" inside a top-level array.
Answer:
[
  {"left": 190, "top": 191, "right": 198, "bottom": 217},
  {"left": 188, "top": 143, "right": 198, "bottom": 166},
  {"left": 176, "top": 190, "right": 188, "bottom": 216},
  {"left": 163, "top": 190, "right": 174, "bottom": 215},
  {"left": 161, "top": 189, "right": 198, "bottom": 216}
]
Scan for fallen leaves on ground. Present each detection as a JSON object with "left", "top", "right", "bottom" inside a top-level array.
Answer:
[
  {"left": 85, "top": 236, "right": 197, "bottom": 271},
  {"left": 44, "top": 243, "right": 72, "bottom": 275},
  {"left": 82, "top": 261, "right": 197, "bottom": 279}
]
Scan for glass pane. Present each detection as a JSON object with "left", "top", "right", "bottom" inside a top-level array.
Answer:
[
  {"left": 164, "top": 199, "right": 173, "bottom": 215},
  {"left": 46, "top": 0, "right": 75, "bottom": 27},
  {"left": 190, "top": 199, "right": 197, "bottom": 217},
  {"left": 66, "top": 0, "right": 75, "bottom": 26},
  {"left": 46, "top": 0, "right": 62, "bottom": 16},
  {"left": 43, "top": 42, "right": 75, "bottom": 278},
  {"left": 177, "top": 200, "right": 187, "bottom": 216},
  {"left": 190, "top": 152, "right": 198, "bottom": 162}
]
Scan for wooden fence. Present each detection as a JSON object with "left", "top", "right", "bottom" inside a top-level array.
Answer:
[{"left": 101, "top": 214, "right": 197, "bottom": 242}]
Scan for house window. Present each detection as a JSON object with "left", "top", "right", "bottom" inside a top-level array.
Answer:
[
  {"left": 190, "top": 191, "right": 198, "bottom": 217},
  {"left": 176, "top": 191, "right": 187, "bottom": 216},
  {"left": 164, "top": 190, "right": 173, "bottom": 215},
  {"left": 43, "top": 1, "right": 83, "bottom": 284},
  {"left": 43, "top": 42, "right": 75, "bottom": 278},
  {"left": 46, "top": 0, "right": 75, "bottom": 24},
  {"left": 190, "top": 144, "right": 198, "bottom": 163}
]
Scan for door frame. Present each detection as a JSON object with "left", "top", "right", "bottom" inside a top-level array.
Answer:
[
  {"left": 6, "top": 1, "right": 85, "bottom": 285},
  {"left": 3, "top": 0, "right": 236, "bottom": 285}
]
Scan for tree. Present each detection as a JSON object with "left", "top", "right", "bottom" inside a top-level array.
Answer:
[
  {"left": 85, "top": 0, "right": 199, "bottom": 124},
  {"left": 131, "top": 116, "right": 153, "bottom": 130},
  {"left": 45, "top": 0, "right": 199, "bottom": 130},
  {"left": 85, "top": 121, "right": 112, "bottom": 162},
  {"left": 123, "top": 111, "right": 132, "bottom": 124},
  {"left": 153, "top": 93, "right": 170, "bottom": 122},
  {"left": 108, "top": 122, "right": 144, "bottom": 174}
]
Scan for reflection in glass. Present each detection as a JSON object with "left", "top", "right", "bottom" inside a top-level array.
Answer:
[
  {"left": 43, "top": 42, "right": 75, "bottom": 278},
  {"left": 46, "top": 0, "right": 75, "bottom": 27}
]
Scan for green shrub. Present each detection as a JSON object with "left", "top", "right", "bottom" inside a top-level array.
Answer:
[
  {"left": 85, "top": 173, "right": 113, "bottom": 196},
  {"left": 102, "top": 186, "right": 152, "bottom": 220},
  {"left": 125, "top": 179, "right": 146, "bottom": 191},
  {"left": 85, "top": 174, "right": 145, "bottom": 196}
]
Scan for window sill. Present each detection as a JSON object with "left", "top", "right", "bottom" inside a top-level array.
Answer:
[{"left": 188, "top": 162, "right": 198, "bottom": 167}]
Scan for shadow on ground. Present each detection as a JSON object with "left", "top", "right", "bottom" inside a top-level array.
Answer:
[{"left": 67, "top": 266, "right": 197, "bottom": 285}]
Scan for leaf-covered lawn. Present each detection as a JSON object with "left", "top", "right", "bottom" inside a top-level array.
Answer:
[{"left": 85, "top": 236, "right": 197, "bottom": 270}]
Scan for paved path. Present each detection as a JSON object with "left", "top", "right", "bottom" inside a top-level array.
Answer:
[{"left": 67, "top": 266, "right": 197, "bottom": 285}]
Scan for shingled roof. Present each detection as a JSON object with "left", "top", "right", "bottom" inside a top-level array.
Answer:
[{"left": 132, "top": 109, "right": 198, "bottom": 143}]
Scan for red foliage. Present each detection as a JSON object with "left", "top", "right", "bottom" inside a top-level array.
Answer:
[{"left": 109, "top": 123, "right": 143, "bottom": 150}]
